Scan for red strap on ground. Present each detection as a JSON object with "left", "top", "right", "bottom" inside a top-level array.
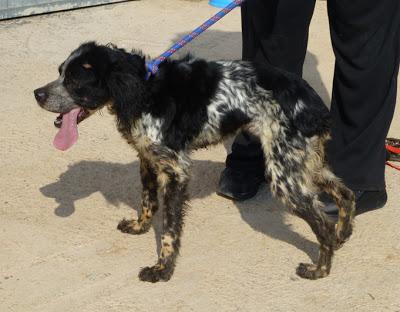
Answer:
[
  {"left": 386, "top": 144, "right": 400, "bottom": 155},
  {"left": 385, "top": 138, "right": 400, "bottom": 171}
]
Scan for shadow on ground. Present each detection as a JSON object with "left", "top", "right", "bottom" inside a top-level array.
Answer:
[
  {"left": 40, "top": 158, "right": 318, "bottom": 261},
  {"left": 40, "top": 160, "right": 141, "bottom": 217}
]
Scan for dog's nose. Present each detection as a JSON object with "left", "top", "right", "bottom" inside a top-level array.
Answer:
[{"left": 34, "top": 88, "right": 48, "bottom": 104}]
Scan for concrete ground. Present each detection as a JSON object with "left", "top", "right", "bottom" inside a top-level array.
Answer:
[{"left": 0, "top": 0, "right": 399, "bottom": 311}]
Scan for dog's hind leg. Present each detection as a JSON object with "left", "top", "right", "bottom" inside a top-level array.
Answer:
[
  {"left": 139, "top": 157, "right": 190, "bottom": 283},
  {"left": 118, "top": 158, "right": 159, "bottom": 235},
  {"left": 265, "top": 164, "right": 337, "bottom": 278},
  {"left": 273, "top": 177, "right": 337, "bottom": 279},
  {"left": 291, "top": 196, "right": 337, "bottom": 279},
  {"left": 258, "top": 130, "right": 337, "bottom": 279},
  {"left": 314, "top": 167, "right": 356, "bottom": 248}
]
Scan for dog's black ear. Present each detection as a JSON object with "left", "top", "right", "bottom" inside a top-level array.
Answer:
[{"left": 106, "top": 50, "right": 149, "bottom": 132}]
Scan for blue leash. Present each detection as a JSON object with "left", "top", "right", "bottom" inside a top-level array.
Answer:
[{"left": 146, "top": 0, "right": 245, "bottom": 79}]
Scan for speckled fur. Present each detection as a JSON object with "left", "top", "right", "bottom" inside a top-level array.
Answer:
[{"left": 35, "top": 42, "right": 355, "bottom": 283}]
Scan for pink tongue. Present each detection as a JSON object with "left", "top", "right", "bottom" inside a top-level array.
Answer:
[{"left": 53, "top": 108, "right": 81, "bottom": 151}]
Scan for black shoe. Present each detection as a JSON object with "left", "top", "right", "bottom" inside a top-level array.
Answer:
[
  {"left": 217, "top": 167, "right": 265, "bottom": 201},
  {"left": 323, "top": 189, "right": 387, "bottom": 218}
]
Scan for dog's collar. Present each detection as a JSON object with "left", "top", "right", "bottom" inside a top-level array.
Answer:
[{"left": 145, "top": 61, "right": 158, "bottom": 80}]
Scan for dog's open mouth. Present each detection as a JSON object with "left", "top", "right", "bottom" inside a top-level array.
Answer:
[
  {"left": 54, "top": 108, "right": 89, "bottom": 128},
  {"left": 53, "top": 108, "right": 89, "bottom": 151}
]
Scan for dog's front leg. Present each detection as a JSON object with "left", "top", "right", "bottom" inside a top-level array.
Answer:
[
  {"left": 139, "top": 162, "right": 190, "bottom": 283},
  {"left": 118, "top": 158, "right": 158, "bottom": 234}
]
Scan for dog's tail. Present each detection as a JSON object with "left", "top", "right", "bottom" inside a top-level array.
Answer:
[{"left": 315, "top": 167, "right": 356, "bottom": 246}]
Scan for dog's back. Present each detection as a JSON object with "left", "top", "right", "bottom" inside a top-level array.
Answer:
[{"left": 143, "top": 57, "right": 331, "bottom": 152}]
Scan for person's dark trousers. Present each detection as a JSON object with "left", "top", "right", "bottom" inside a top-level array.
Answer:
[
  {"left": 327, "top": 0, "right": 400, "bottom": 191},
  {"left": 226, "top": 0, "right": 400, "bottom": 194},
  {"left": 226, "top": 0, "right": 316, "bottom": 173}
]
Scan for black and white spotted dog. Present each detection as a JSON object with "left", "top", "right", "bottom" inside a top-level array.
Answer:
[{"left": 34, "top": 42, "right": 355, "bottom": 282}]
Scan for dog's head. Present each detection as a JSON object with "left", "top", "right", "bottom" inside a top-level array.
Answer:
[{"left": 34, "top": 41, "right": 148, "bottom": 150}]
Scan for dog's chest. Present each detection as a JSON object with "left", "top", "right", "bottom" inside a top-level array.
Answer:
[{"left": 119, "top": 114, "right": 163, "bottom": 151}]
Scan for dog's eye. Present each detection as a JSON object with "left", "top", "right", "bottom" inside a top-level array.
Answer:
[{"left": 82, "top": 63, "right": 92, "bottom": 70}]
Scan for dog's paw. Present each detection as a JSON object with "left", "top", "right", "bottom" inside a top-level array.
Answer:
[
  {"left": 334, "top": 237, "right": 346, "bottom": 250},
  {"left": 296, "top": 263, "right": 329, "bottom": 280},
  {"left": 138, "top": 265, "right": 172, "bottom": 283},
  {"left": 117, "top": 218, "right": 150, "bottom": 235},
  {"left": 335, "top": 224, "right": 353, "bottom": 250}
]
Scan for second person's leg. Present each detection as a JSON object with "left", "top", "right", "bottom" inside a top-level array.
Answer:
[{"left": 325, "top": 0, "right": 400, "bottom": 216}]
